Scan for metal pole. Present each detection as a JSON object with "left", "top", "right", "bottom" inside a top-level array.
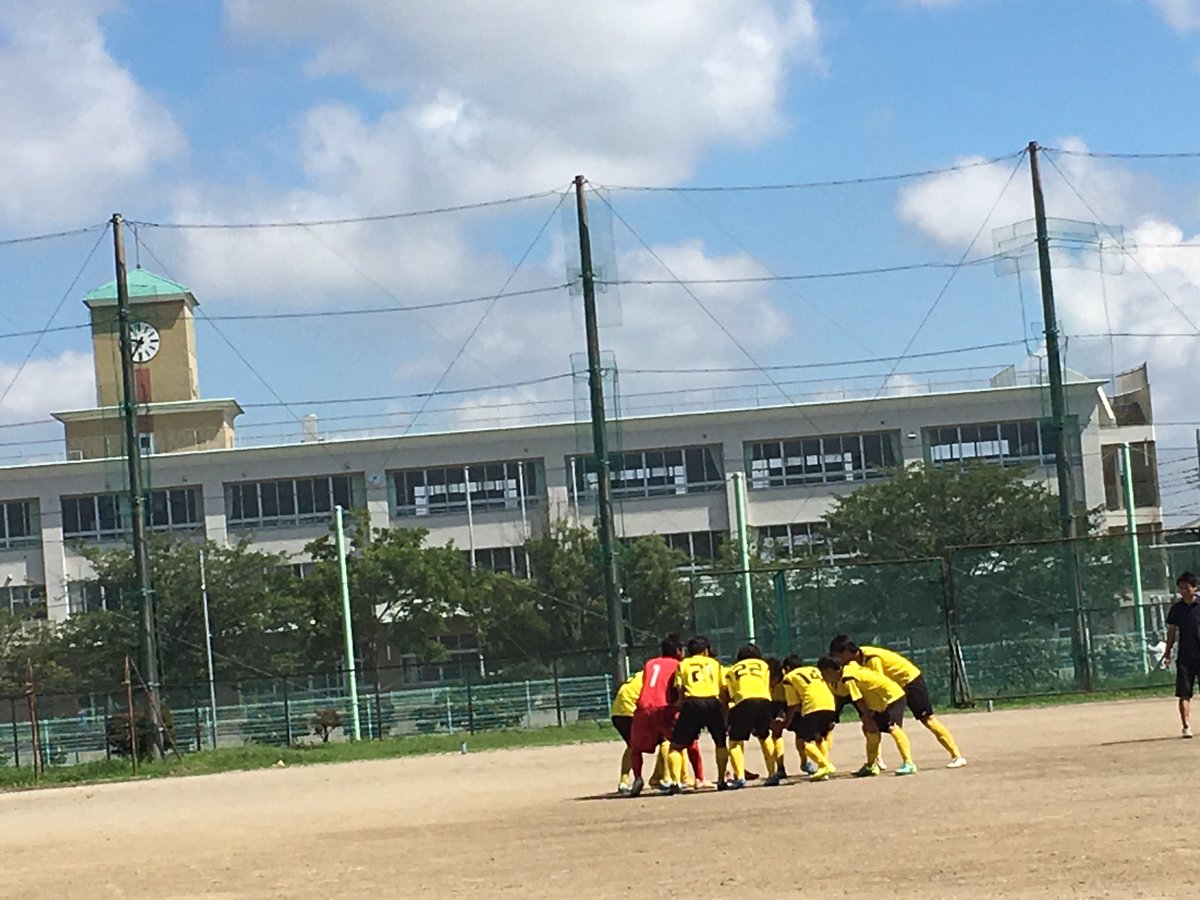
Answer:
[
  {"left": 111, "top": 214, "right": 165, "bottom": 748},
  {"left": 25, "top": 659, "right": 40, "bottom": 781},
  {"left": 771, "top": 570, "right": 790, "bottom": 657},
  {"left": 463, "top": 465, "right": 476, "bottom": 571},
  {"left": 573, "top": 175, "right": 627, "bottom": 684},
  {"left": 124, "top": 655, "right": 138, "bottom": 775},
  {"left": 1028, "top": 143, "right": 1091, "bottom": 690},
  {"left": 199, "top": 549, "right": 219, "bottom": 749},
  {"left": 282, "top": 678, "right": 293, "bottom": 747},
  {"left": 517, "top": 461, "right": 532, "bottom": 576},
  {"left": 731, "top": 471, "right": 755, "bottom": 643},
  {"left": 1121, "top": 443, "right": 1148, "bottom": 673},
  {"left": 334, "top": 505, "right": 362, "bottom": 740}
]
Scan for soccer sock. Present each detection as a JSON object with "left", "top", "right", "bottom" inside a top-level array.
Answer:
[
  {"left": 687, "top": 741, "right": 704, "bottom": 782},
  {"left": 924, "top": 717, "right": 961, "bottom": 758},
  {"left": 653, "top": 741, "right": 670, "bottom": 783},
  {"left": 890, "top": 726, "right": 914, "bottom": 765},
  {"left": 772, "top": 735, "right": 786, "bottom": 772},
  {"left": 758, "top": 737, "right": 777, "bottom": 776},
  {"left": 620, "top": 746, "right": 632, "bottom": 784},
  {"left": 716, "top": 745, "right": 729, "bottom": 782},
  {"left": 631, "top": 752, "right": 643, "bottom": 779},
  {"left": 804, "top": 741, "right": 832, "bottom": 770},
  {"left": 668, "top": 749, "right": 686, "bottom": 785},
  {"left": 729, "top": 741, "right": 746, "bottom": 779},
  {"left": 820, "top": 733, "right": 833, "bottom": 760},
  {"left": 864, "top": 730, "right": 882, "bottom": 766}
]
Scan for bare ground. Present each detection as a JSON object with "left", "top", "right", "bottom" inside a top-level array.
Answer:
[{"left": 2, "top": 698, "right": 1196, "bottom": 899}]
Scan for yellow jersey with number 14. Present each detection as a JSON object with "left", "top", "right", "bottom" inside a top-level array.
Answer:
[
  {"left": 676, "top": 655, "right": 723, "bottom": 699},
  {"left": 782, "top": 665, "right": 836, "bottom": 716}
]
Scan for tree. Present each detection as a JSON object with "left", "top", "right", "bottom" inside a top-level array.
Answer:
[
  {"left": 820, "top": 463, "right": 1061, "bottom": 562},
  {"left": 299, "top": 515, "right": 473, "bottom": 683}
]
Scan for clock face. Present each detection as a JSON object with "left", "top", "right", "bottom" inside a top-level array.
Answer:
[{"left": 129, "top": 321, "right": 161, "bottom": 363}]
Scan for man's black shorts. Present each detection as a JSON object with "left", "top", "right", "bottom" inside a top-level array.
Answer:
[
  {"left": 835, "top": 694, "right": 856, "bottom": 722},
  {"left": 771, "top": 700, "right": 788, "bottom": 720},
  {"left": 611, "top": 714, "right": 633, "bottom": 744},
  {"left": 903, "top": 675, "right": 935, "bottom": 720},
  {"left": 672, "top": 697, "right": 727, "bottom": 747},
  {"left": 728, "top": 698, "right": 775, "bottom": 742},
  {"left": 1177, "top": 659, "right": 1200, "bottom": 699},
  {"left": 870, "top": 696, "right": 906, "bottom": 732},
  {"left": 795, "top": 710, "right": 837, "bottom": 742}
]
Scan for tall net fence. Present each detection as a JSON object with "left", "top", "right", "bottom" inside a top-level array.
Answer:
[{"left": 691, "top": 527, "right": 1198, "bottom": 706}]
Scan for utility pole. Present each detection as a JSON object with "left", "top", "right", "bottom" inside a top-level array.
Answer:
[
  {"left": 1120, "top": 444, "right": 1148, "bottom": 674},
  {"left": 112, "top": 213, "right": 165, "bottom": 745},
  {"left": 1027, "top": 144, "right": 1091, "bottom": 690},
  {"left": 573, "top": 176, "right": 628, "bottom": 685}
]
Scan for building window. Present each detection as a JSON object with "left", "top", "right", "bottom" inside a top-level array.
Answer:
[
  {"left": 226, "top": 475, "right": 356, "bottom": 528},
  {"left": 68, "top": 580, "right": 110, "bottom": 615},
  {"left": 467, "top": 546, "right": 530, "bottom": 578},
  {"left": 924, "top": 420, "right": 1057, "bottom": 467},
  {"left": 757, "top": 522, "right": 826, "bottom": 558},
  {"left": 569, "top": 446, "right": 724, "bottom": 501},
  {"left": 290, "top": 561, "right": 319, "bottom": 580},
  {"left": 747, "top": 432, "right": 898, "bottom": 489},
  {"left": 391, "top": 460, "right": 540, "bottom": 518},
  {"left": 0, "top": 500, "right": 38, "bottom": 549},
  {"left": 1102, "top": 442, "right": 1160, "bottom": 511},
  {"left": 661, "top": 530, "right": 727, "bottom": 566},
  {"left": 62, "top": 487, "right": 202, "bottom": 540},
  {"left": 3, "top": 584, "right": 47, "bottom": 620},
  {"left": 138, "top": 432, "right": 156, "bottom": 455}
]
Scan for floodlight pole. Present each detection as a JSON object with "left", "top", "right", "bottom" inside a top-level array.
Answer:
[
  {"left": 573, "top": 175, "right": 628, "bottom": 684},
  {"left": 1027, "top": 143, "right": 1091, "bottom": 690},
  {"left": 1120, "top": 444, "right": 1148, "bottom": 673},
  {"left": 334, "top": 505, "right": 362, "bottom": 740},
  {"left": 112, "top": 213, "right": 165, "bottom": 750}
]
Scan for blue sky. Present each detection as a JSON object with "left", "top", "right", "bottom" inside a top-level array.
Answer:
[{"left": 1, "top": 0, "right": 1199, "bottom": 513}]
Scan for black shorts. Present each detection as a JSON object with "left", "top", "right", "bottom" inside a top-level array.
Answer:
[
  {"left": 795, "top": 710, "right": 837, "bottom": 742},
  {"left": 611, "top": 714, "right": 633, "bottom": 744},
  {"left": 672, "top": 697, "right": 727, "bottom": 748},
  {"left": 904, "top": 675, "right": 935, "bottom": 720},
  {"left": 771, "top": 700, "right": 788, "bottom": 720},
  {"left": 728, "top": 698, "right": 775, "bottom": 742},
  {"left": 871, "top": 697, "right": 907, "bottom": 732},
  {"left": 1177, "top": 659, "right": 1200, "bottom": 699}
]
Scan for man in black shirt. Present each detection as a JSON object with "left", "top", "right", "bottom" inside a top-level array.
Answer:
[{"left": 1164, "top": 572, "right": 1200, "bottom": 738}]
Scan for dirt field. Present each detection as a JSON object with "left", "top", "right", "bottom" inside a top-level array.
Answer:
[{"left": 2, "top": 697, "right": 1198, "bottom": 899}]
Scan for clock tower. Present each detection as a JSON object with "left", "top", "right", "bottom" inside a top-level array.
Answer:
[{"left": 52, "top": 269, "right": 242, "bottom": 460}]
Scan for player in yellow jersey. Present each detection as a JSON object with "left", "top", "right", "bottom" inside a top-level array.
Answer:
[
  {"left": 830, "top": 635, "right": 966, "bottom": 769},
  {"left": 780, "top": 656, "right": 838, "bottom": 781},
  {"left": 610, "top": 670, "right": 642, "bottom": 793},
  {"left": 819, "top": 655, "right": 917, "bottom": 776},
  {"left": 724, "top": 645, "right": 781, "bottom": 788},
  {"left": 665, "top": 635, "right": 728, "bottom": 795}
]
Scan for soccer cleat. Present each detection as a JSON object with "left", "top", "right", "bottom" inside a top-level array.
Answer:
[
  {"left": 801, "top": 760, "right": 818, "bottom": 775},
  {"left": 764, "top": 771, "right": 784, "bottom": 787},
  {"left": 628, "top": 777, "right": 644, "bottom": 798},
  {"left": 877, "top": 758, "right": 888, "bottom": 772},
  {"left": 853, "top": 763, "right": 880, "bottom": 778},
  {"left": 727, "top": 778, "right": 746, "bottom": 790},
  {"left": 809, "top": 765, "right": 835, "bottom": 782},
  {"left": 1184, "top": 726, "right": 1194, "bottom": 739},
  {"left": 716, "top": 778, "right": 729, "bottom": 792},
  {"left": 946, "top": 757, "right": 968, "bottom": 769},
  {"left": 895, "top": 761, "right": 918, "bottom": 776},
  {"left": 668, "top": 782, "right": 682, "bottom": 796},
  {"left": 657, "top": 781, "right": 675, "bottom": 795},
  {"left": 617, "top": 782, "right": 631, "bottom": 794}
]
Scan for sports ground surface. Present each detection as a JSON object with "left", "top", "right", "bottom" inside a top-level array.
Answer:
[{"left": 2, "top": 697, "right": 1195, "bottom": 899}]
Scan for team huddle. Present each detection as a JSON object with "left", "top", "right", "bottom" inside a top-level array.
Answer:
[{"left": 609, "top": 633, "right": 967, "bottom": 795}]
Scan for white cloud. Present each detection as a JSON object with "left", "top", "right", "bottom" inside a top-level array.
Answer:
[
  {"left": 1149, "top": 0, "right": 1200, "bottom": 31},
  {"left": 0, "top": 2, "right": 184, "bottom": 229},
  {"left": 0, "top": 350, "right": 95, "bottom": 423}
]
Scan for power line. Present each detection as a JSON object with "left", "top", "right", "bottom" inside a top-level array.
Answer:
[
  {"left": 1044, "top": 148, "right": 1200, "bottom": 160},
  {"left": 237, "top": 372, "right": 576, "bottom": 409},
  {"left": 127, "top": 188, "right": 566, "bottom": 230},
  {"left": 0, "top": 222, "right": 109, "bottom": 248},
  {"left": 596, "top": 150, "right": 1026, "bottom": 192},
  {"left": 0, "top": 323, "right": 90, "bottom": 341},
  {"left": 204, "top": 284, "right": 569, "bottom": 321},
  {"left": 0, "top": 225, "right": 110, "bottom": 410},
  {"left": 601, "top": 255, "right": 1011, "bottom": 287}
]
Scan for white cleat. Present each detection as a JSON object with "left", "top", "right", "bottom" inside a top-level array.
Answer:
[
  {"left": 877, "top": 759, "right": 888, "bottom": 772},
  {"left": 946, "top": 757, "right": 968, "bottom": 769},
  {"left": 617, "top": 782, "right": 632, "bottom": 794},
  {"left": 1184, "top": 726, "right": 1193, "bottom": 739}
]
